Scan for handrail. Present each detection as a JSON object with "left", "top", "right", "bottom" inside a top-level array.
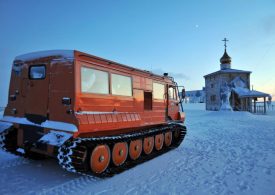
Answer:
[{"left": 174, "top": 81, "right": 184, "bottom": 112}]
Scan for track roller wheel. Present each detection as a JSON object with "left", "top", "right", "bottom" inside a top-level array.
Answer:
[
  {"left": 129, "top": 139, "right": 142, "bottom": 160},
  {"left": 155, "top": 134, "right": 164, "bottom": 151},
  {"left": 164, "top": 131, "right": 173, "bottom": 147},
  {"left": 143, "top": 136, "right": 154, "bottom": 155},
  {"left": 112, "top": 142, "right": 128, "bottom": 166},
  {"left": 90, "top": 144, "right": 110, "bottom": 174}
]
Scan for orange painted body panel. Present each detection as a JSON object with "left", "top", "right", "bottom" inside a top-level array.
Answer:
[{"left": 4, "top": 50, "right": 184, "bottom": 139}]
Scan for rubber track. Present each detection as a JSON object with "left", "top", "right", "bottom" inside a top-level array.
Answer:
[
  {"left": 0, "top": 128, "right": 22, "bottom": 156},
  {"left": 58, "top": 122, "right": 187, "bottom": 177},
  {"left": 0, "top": 128, "right": 45, "bottom": 159}
]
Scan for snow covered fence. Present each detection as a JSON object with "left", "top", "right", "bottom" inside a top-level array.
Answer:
[{"left": 251, "top": 101, "right": 275, "bottom": 113}]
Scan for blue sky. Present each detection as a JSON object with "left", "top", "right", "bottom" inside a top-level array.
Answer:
[{"left": 0, "top": 0, "right": 275, "bottom": 106}]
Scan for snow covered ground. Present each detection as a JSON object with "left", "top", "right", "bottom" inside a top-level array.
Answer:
[{"left": 0, "top": 104, "right": 275, "bottom": 195}]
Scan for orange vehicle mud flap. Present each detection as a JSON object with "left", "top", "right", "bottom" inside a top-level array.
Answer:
[{"left": 178, "top": 112, "right": 186, "bottom": 123}]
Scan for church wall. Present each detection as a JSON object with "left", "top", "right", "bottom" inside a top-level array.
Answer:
[
  {"left": 205, "top": 72, "right": 251, "bottom": 111},
  {"left": 205, "top": 75, "right": 221, "bottom": 111}
]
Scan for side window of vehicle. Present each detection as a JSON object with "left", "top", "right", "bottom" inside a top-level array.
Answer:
[
  {"left": 81, "top": 66, "right": 109, "bottom": 94},
  {"left": 169, "top": 87, "right": 177, "bottom": 100},
  {"left": 153, "top": 82, "right": 165, "bottom": 100},
  {"left": 29, "top": 65, "right": 46, "bottom": 80},
  {"left": 111, "top": 74, "right": 132, "bottom": 96}
]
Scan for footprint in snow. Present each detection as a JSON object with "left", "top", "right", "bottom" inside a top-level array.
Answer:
[
  {"left": 238, "top": 181, "right": 250, "bottom": 191},
  {"left": 263, "top": 168, "right": 271, "bottom": 175}
]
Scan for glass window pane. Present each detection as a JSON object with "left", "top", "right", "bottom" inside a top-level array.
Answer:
[
  {"left": 169, "top": 87, "right": 174, "bottom": 99},
  {"left": 169, "top": 87, "right": 178, "bottom": 100},
  {"left": 153, "top": 83, "right": 165, "bottom": 99},
  {"left": 81, "top": 67, "right": 109, "bottom": 94},
  {"left": 111, "top": 74, "right": 132, "bottom": 96},
  {"left": 29, "top": 65, "right": 45, "bottom": 79}
]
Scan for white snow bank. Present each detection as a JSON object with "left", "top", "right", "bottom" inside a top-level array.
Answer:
[{"left": 15, "top": 50, "right": 74, "bottom": 61}]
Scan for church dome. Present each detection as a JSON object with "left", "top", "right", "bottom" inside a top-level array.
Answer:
[{"left": 220, "top": 49, "right": 231, "bottom": 64}]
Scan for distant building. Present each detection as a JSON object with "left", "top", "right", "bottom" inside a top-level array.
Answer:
[
  {"left": 204, "top": 38, "right": 270, "bottom": 113},
  {"left": 185, "top": 88, "right": 205, "bottom": 103}
]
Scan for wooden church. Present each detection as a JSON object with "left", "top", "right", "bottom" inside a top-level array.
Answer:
[{"left": 204, "top": 39, "right": 270, "bottom": 113}]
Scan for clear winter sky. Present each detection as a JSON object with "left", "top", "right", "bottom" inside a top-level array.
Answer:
[{"left": 0, "top": 0, "right": 275, "bottom": 106}]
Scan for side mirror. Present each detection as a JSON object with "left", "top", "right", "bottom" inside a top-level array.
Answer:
[{"left": 181, "top": 88, "right": 186, "bottom": 100}]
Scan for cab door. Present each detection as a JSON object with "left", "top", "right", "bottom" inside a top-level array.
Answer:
[
  {"left": 167, "top": 86, "right": 178, "bottom": 120},
  {"left": 24, "top": 64, "right": 49, "bottom": 123}
]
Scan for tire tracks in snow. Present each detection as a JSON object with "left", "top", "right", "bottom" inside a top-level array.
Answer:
[
  {"left": 117, "top": 148, "right": 195, "bottom": 194},
  {"left": 0, "top": 157, "right": 30, "bottom": 169},
  {"left": 119, "top": 122, "right": 273, "bottom": 195},
  {"left": 39, "top": 175, "right": 101, "bottom": 195}
]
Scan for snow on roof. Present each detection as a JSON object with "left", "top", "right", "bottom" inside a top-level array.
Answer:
[
  {"left": 220, "top": 68, "right": 251, "bottom": 73},
  {"left": 204, "top": 68, "right": 251, "bottom": 77},
  {"left": 233, "top": 87, "right": 269, "bottom": 98},
  {"left": 15, "top": 50, "right": 74, "bottom": 61}
]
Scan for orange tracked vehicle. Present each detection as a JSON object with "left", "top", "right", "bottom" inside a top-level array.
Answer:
[{"left": 0, "top": 50, "right": 187, "bottom": 176}]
